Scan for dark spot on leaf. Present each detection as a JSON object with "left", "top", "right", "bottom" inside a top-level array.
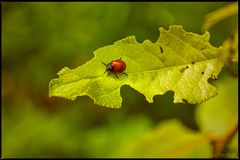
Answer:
[
  {"left": 191, "top": 62, "right": 195, "bottom": 64},
  {"left": 180, "top": 67, "right": 187, "bottom": 73},
  {"left": 160, "top": 46, "right": 163, "bottom": 53},
  {"left": 186, "top": 66, "right": 189, "bottom": 68},
  {"left": 201, "top": 72, "right": 204, "bottom": 75},
  {"left": 182, "top": 99, "right": 188, "bottom": 103}
]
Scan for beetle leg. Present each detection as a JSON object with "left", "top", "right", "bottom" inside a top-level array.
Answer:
[
  {"left": 123, "top": 72, "right": 128, "bottom": 76},
  {"left": 101, "top": 62, "right": 107, "bottom": 66},
  {"left": 114, "top": 73, "right": 119, "bottom": 79},
  {"left": 107, "top": 72, "right": 112, "bottom": 76}
]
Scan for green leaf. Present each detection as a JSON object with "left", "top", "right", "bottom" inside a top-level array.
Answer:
[
  {"left": 202, "top": 2, "right": 238, "bottom": 31},
  {"left": 83, "top": 115, "right": 152, "bottom": 157},
  {"left": 195, "top": 76, "right": 238, "bottom": 158},
  {"left": 118, "top": 119, "right": 212, "bottom": 158},
  {"left": 49, "top": 25, "right": 224, "bottom": 108},
  {"left": 195, "top": 76, "right": 238, "bottom": 135}
]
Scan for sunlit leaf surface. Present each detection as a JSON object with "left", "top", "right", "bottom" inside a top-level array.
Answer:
[{"left": 49, "top": 25, "right": 224, "bottom": 108}]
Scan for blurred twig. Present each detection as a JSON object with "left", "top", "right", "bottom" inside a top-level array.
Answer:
[
  {"left": 202, "top": 2, "right": 238, "bottom": 31},
  {"left": 220, "top": 30, "right": 238, "bottom": 77},
  {"left": 211, "top": 117, "right": 238, "bottom": 158}
]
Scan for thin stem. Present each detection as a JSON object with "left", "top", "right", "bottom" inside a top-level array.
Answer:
[{"left": 211, "top": 118, "right": 238, "bottom": 158}]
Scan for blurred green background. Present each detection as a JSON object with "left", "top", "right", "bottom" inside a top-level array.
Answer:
[{"left": 2, "top": 2, "right": 238, "bottom": 158}]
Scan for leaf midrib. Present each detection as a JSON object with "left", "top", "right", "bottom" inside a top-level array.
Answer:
[{"left": 53, "top": 58, "right": 218, "bottom": 88}]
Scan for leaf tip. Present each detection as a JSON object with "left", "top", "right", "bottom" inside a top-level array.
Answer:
[
  {"left": 159, "top": 26, "right": 165, "bottom": 32},
  {"left": 48, "top": 79, "right": 55, "bottom": 97},
  {"left": 57, "top": 67, "right": 71, "bottom": 76},
  {"left": 146, "top": 96, "right": 154, "bottom": 103},
  {"left": 202, "top": 31, "right": 210, "bottom": 41}
]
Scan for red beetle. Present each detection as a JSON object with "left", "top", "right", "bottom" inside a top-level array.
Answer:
[{"left": 102, "top": 58, "right": 127, "bottom": 79}]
